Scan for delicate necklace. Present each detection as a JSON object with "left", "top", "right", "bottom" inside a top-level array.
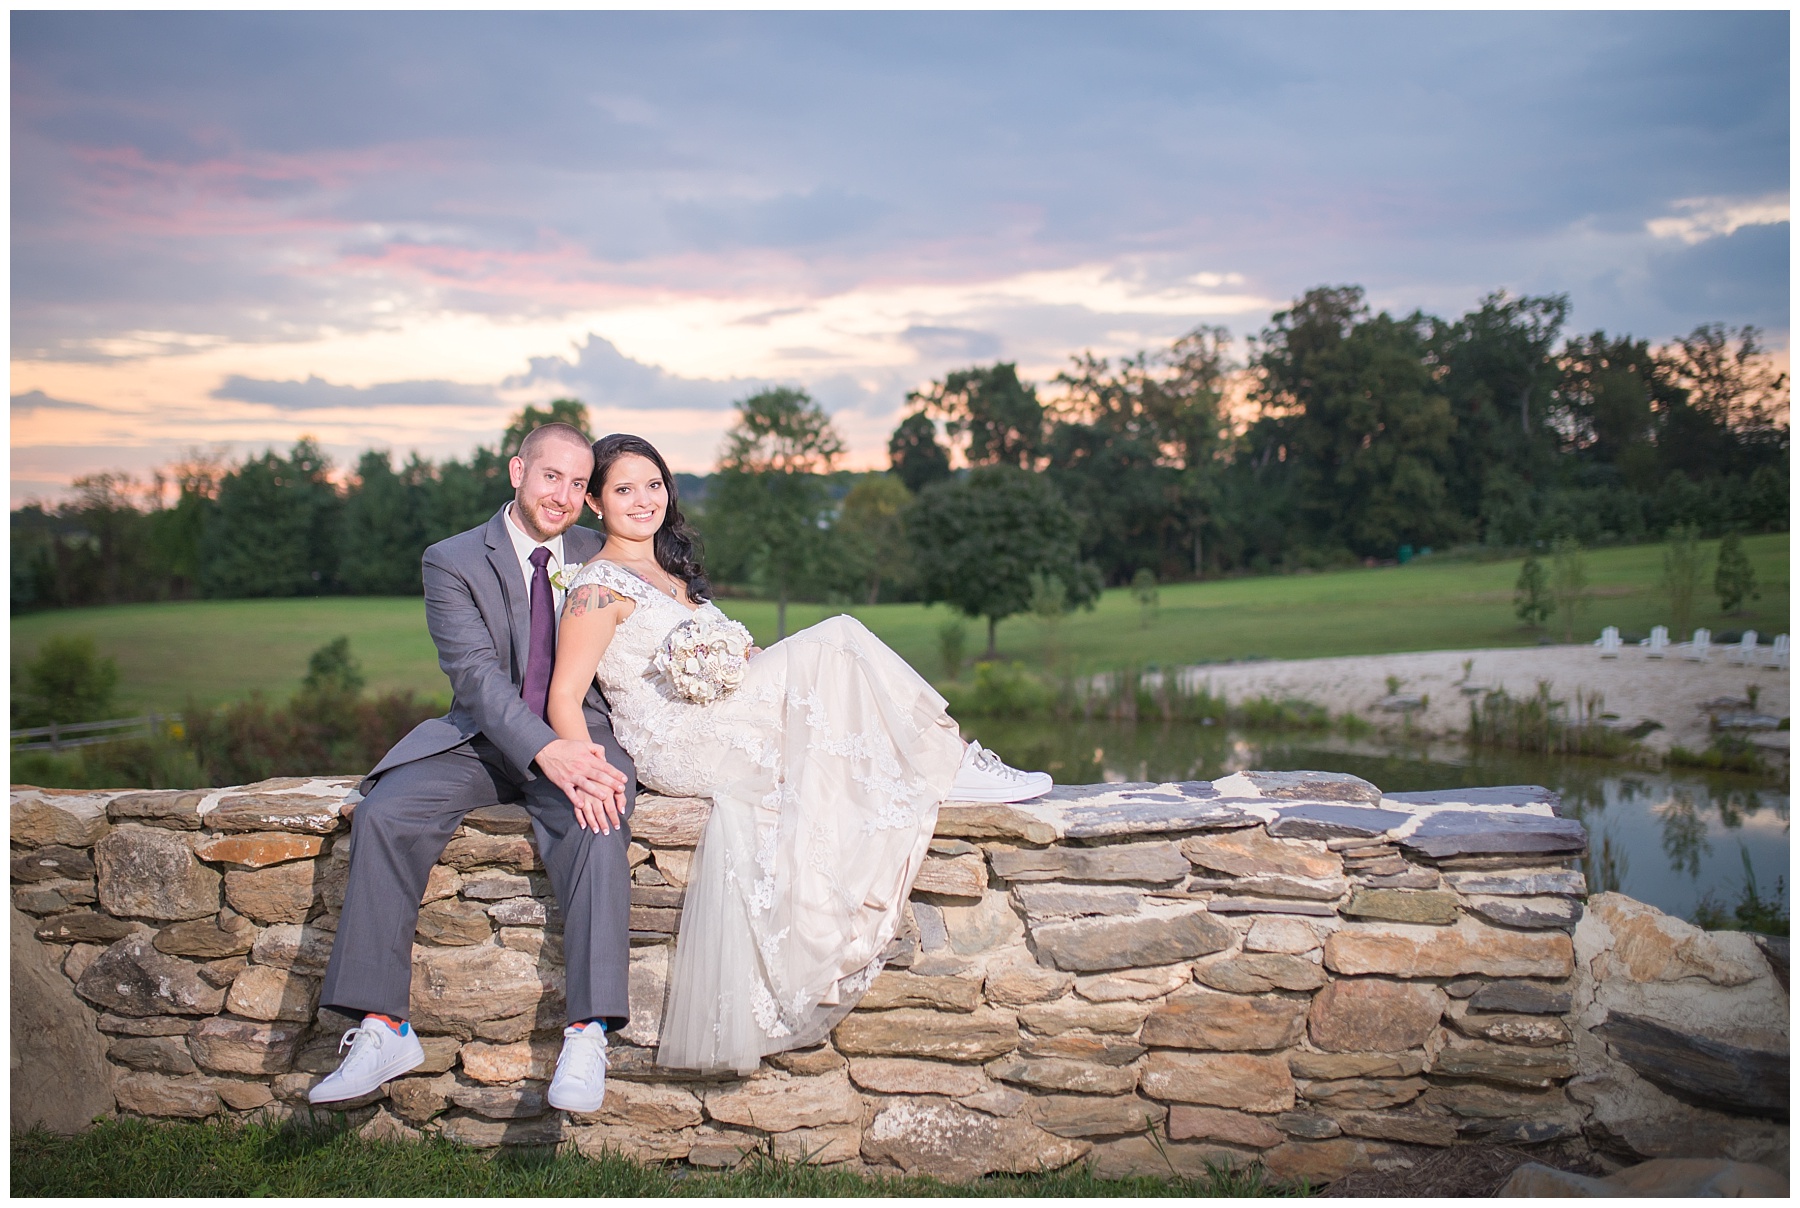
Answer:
[{"left": 623, "top": 558, "right": 680, "bottom": 598}]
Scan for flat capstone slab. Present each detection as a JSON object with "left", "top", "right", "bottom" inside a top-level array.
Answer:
[
  {"left": 1385, "top": 786, "right": 1562, "bottom": 814},
  {"left": 1233, "top": 770, "right": 1382, "bottom": 805},
  {"left": 1399, "top": 810, "right": 1588, "bottom": 860},
  {"left": 1062, "top": 798, "right": 1258, "bottom": 841},
  {"left": 1266, "top": 804, "right": 1412, "bottom": 841},
  {"left": 1037, "top": 782, "right": 1215, "bottom": 804}
]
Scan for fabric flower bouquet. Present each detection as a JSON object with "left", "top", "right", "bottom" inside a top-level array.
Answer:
[{"left": 655, "top": 614, "right": 755, "bottom": 703}]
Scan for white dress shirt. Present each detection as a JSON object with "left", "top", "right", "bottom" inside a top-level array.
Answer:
[{"left": 503, "top": 502, "right": 567, "bottom": 628}]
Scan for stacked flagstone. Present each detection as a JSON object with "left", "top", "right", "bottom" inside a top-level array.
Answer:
[{"left": 10, "top": 770, "right": 1789, "bottom": 1183}]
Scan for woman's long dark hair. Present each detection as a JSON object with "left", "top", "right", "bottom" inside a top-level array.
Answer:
[{"left": 589, "top": 433, "right": 713, "bottom": 603}]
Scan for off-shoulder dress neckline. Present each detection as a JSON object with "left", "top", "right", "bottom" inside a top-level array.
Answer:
[{"left": 592, "top": 557, "right": 704, "bottom": 615}]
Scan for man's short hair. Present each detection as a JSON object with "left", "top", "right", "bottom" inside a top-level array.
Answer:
[{"left": 516, "top": 422, "right": 592, "bottom": 466}]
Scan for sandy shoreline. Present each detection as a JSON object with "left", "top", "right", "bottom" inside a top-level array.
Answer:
[{"left": 1179, "top": 643, "right": 1789, "bottom": 756}]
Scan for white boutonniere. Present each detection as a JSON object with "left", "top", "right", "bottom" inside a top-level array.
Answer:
[{"left": 549, "top": 567, "right": 572, "bottom": 592}]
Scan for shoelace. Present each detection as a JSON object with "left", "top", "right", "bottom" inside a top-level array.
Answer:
[
  {"left": 333, "top": 1022, "right": 385, "bottom": 1072},
  {"left": 335, "top": 1026, "right": 380, "bottom": 1061},
  {"left": 970, "top": 744, "right": 1028, "bottom": 782},
  {"left": 559, "top": 1030, "right": 608, "bottom": 1082}
]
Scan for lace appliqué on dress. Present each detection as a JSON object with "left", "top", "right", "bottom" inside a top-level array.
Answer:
[{"left": 563, "top": 565, "right": 966, "bottom": 1074}]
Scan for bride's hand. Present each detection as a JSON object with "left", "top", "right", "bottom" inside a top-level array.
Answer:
[
  {"left": 535, "top": 737, "right": 626, "bottom": 833},
  {"left": 747, "top": 645, "right": 762, "bottom": 659}
]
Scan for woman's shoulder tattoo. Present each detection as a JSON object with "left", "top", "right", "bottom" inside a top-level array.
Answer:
[{"left": 565, "top": 583, "right": 619, "bottom": 617}]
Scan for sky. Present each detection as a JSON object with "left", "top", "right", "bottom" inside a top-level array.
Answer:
[{"left": 10, "top": 10, "right": 1790, "bottom": 505}]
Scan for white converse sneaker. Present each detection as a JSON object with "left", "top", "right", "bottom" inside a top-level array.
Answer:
[
  {"left": 307, "top": 1019, "right": 424, "bottom": 1104},
  {"left": 547, "top": 1023, "right": 609, "bottom": 1113},
  {"left": 949, "top": 741, "right": 1053, "bottom": 803}
]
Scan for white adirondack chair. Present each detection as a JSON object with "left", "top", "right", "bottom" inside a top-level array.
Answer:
[
  {"left": 1726, "top": 631, "right": 1760, "bottom": 665},
  {"left": 1641, "top": 626, "right": 1669, "bottom": 658},
  {"left": 1680, "top": 628, "right": 1712, "bottom": 662},
  {"left": 1593, "top": 626, "right": 1622, "bottom": 658},
  {"left": 1766, "top": 634, "right": 1789, "bottom": 671}
]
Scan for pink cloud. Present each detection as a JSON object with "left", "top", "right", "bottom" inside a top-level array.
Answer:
[{"left": 51, "top": 139, "right": 451, "bottom": 240}]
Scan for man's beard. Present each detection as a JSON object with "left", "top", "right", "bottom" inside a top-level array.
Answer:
[{"left": 516, "top": 496, "right": 580, "bottom": 542}]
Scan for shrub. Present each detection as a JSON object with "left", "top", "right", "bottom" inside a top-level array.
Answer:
[
  {"left": 14, "top": 634, "right": 120, "bottom": 727},
  {"left": 1130, "top": 567, "right": 1160, "bottom": 628},
  {"left": 1233, "top": 695, "right": 1330, "bottom": 731},
  {"left": 1713, "top": 532, "right": 1760, "bottom": 615},
  {"left": 1661, "top": 524, "right": 1708, "bottom": 637},
  {"left": 183, "top": 688, "right": 439, "bottom": 785},
  {"left": 936, "top": 619, "right": 967, "bottom": 681},
  {"left": 15, "top": 636, "right": 443, "bottom": 790},
  {"left": 939, "top": 660, "right": 1056, "bottom": 719},
  {"left": 1467, "top": 681, "right": 1636, "bottom": 757},
  {"left": 1693, "top": 847, "right": 1788, "bottom": 936},
  {"left": 1513, "top": 554, "right": 1550, "bottom": 628},
  {"left": 1549, "top": 536, "right": 1591, "bottom": 642},
  {"left": 1667, "top": 733, "right": 1769, "bottom": 777}
]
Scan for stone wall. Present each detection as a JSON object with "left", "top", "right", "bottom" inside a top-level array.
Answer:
[{"left": 11, "top": 772, "right": 1789, "bottom": 1184}]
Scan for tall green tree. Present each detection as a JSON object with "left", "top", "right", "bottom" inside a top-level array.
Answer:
[
  {"left": 707, "top": 387, "right": 845, "bottom": 638},
  {"left": 1048, "top": 326, "right": 1231, "bottom": 582},
  {"left": 501, "top": 398, "right": 592, "bottom": 459},
  {"left": 201, "top": 439, "right": 342, "bottom": 597},
  {"left": 1655, "top": 324, "right": 1790, "bottom": 480},
  {"left": 907, "top": 465, "right": 1100, "bottom": 658},
  {"left": 1554, "top": 332, "right": 1662, "bottom": 477},
  {"left": 339, "top": 451, "right": 430, "bottom": 595},
  {"left": 1430, "top": 291, "right": 1568, "bottom": 535},
  {"left": 1253, "top": 286, "right": 1463, "bottom": 558},
  {"left": 424, "top": 445, "right": 513, "bottom": 543},
  {"left": 145, "top": 449, "right": 228, "bottom": 600},
  {"left": 887, "top": 412, "right": 952, "bottom": 493},
  {"left": 834, "top": 475, "right": 916, "bottom": 605},
  {"left": 908, "top": 363, "right": 1045, "bottom": 468}
]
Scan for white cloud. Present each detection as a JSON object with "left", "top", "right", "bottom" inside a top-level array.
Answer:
[{"left": 1646, "top": 194, "right": 1789, "bottom": 245}]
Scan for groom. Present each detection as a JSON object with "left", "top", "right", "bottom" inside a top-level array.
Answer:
[{"left": 311, "top": 421, "right": 632, "bottom": 1113}]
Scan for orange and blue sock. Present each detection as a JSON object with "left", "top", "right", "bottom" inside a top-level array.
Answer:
[{"left": 364, "top": 1013, "right": 410, "bottom": 1036}]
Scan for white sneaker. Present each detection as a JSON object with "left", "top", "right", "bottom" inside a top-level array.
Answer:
[
  {"left": 949, "top": 741, "right": 1053, "bottom": 803},
  {"left": 307, "top": 1020, "right": 424, "bottom": 1104},
  {"left": 547, "top": 1024, "right": 609, "bottom": 1113}
]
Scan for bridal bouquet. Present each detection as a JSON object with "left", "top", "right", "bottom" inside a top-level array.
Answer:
[{"left": 655, "top": 613, "right": 755, "bottom": 704}]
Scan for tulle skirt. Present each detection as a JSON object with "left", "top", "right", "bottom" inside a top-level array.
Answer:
[{"left": 652, "top": 615, "right": 964, "bottom": 1074}]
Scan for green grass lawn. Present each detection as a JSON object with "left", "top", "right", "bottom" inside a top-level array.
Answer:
[
  {"left": 11, "top": 534, "right": 1788, "bottom": 717},
  {"left": 11, "top": 1119, "right": 1301, "bottom": 1198}
]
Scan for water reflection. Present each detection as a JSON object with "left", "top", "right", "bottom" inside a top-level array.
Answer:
[
  {"left": 966, "top": 718, "right": 1789, "bottom": 924},
  {"left": 1656, "top": 791, "right": 1708, "bottom": 880}
]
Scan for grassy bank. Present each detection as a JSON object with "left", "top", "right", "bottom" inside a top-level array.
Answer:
[
  {"left": 11, "top": 533, "right": 1788, "bottom": 716},
  {"left": 11, "top": 1118, "right": 1301, "bottom": 1198}
]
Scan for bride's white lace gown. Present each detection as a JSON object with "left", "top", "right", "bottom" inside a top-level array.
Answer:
[{"left": 565, "top": 559, "right": 966, "bottom": 1073}]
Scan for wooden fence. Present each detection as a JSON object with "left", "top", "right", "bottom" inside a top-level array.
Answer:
[{"left": 11, "top": 714, "right": 181, "bottom": 753}]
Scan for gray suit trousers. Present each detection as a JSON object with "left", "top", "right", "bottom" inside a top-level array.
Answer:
[{"left": 318, "top": 713, "right": 636, "bottom": 1028}]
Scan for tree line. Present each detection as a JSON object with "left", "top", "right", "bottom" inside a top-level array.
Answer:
[{"left": 14, "top": 285, "right": 1789, "bottom": 648}]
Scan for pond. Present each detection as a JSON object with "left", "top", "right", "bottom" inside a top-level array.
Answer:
[{"left": 968, "top": 718, "right": 1790, "bottom": 928}]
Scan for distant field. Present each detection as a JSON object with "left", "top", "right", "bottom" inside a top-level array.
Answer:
[{"left": 11, "top": 534, "right": 1788, "bottom": 716}]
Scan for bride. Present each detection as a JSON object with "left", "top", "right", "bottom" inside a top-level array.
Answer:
[{"left": 545, "top": 433, "right": 1052, "bottom": 1075}]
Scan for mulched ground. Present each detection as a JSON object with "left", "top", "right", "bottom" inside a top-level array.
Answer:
[{"left": 1320, "top": 1141, "right": 1608, "bottom": 1197}]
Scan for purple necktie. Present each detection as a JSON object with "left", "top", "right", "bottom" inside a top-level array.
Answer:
[{"left": 522, "top": 546, "right": 556, "bottom": 720}]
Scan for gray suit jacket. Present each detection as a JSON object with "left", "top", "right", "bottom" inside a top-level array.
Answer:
[{"left": 361, "top": 506, "right": 608, "bottom": 792}]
